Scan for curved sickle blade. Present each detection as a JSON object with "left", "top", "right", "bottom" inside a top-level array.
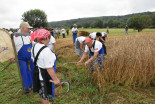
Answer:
[{"left": 60, "top": 80, "right": 70, "bottom": 94}]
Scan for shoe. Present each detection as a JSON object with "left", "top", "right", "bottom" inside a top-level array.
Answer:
[
  {"left": 25, "top": 88, "right": 30, "bottom": 94},
  {"left": 28, "top": 86, "right": 33, "bottom": 91}
]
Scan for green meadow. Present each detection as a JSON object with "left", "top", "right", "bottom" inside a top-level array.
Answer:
[{"left": 0, "top": 28, "right": 155, "bottom": 104}]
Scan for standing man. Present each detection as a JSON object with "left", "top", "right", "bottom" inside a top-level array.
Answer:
[
  {"left": 72, "top": 24, "right": 78, "bottom": 44},
  {"left": 10, "top": 22, "right": 34, "bottom": 94},
  {"left": 66, "top": 29, "right": 69, "bottom": 35},
  {"left": 125, "top": 25, "right": 129, "bottom": 35},
  {"left": 77, "top": 38, "right": 105, "bottom": 71},
  {"left": 54, "top": 28, "right": 59, "bottom": 39},
  {"left": 48, "top": 35, "right": 56, "bottom": 53},
  {"left": 49, "top": 27, "right": 54, "bottom": 37},
  {"left": 106, "top": 26, "right": 109, "bottom": 34},
  {"left": 9, "top": 28, "right": 13, "bottom": 35},
  {"left": 9, "top": 28, "right": 14, "bottom": 38},
  {"left": 75, "top": 36, "right": 86, "bottom": 56},
  {"left": 61, "top": 26, "right": 66, "bottom": 38}
]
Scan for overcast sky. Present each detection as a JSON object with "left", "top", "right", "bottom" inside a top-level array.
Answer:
[{"left": 0, "top": 0, "right": 155, "bottom": 29}]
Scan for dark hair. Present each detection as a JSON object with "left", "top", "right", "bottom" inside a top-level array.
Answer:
[
  {"left": 96, "top": 32, "right": 101, "bottom": 37},
  {"left": 34, "top": 35, "right": 51, "bottom": 43}
]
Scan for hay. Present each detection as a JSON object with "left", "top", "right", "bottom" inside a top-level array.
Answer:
[
  {"left": 78, "top": 31, "right": 90, "bottom": 36},
  {"left": 93, "top": 34, "right": 155, "bottom": 90}
]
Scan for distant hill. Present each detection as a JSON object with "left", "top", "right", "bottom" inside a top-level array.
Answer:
[{"left": 48, "top": 11, "right": 155, "bottom": 28}]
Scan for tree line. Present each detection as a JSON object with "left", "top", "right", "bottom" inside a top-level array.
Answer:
[{"left": 22, "top": 9, "right": 155, "bottom": 32}]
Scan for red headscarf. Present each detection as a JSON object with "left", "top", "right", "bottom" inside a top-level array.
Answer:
[
  {"left": 31, "top": 29, "right": 50, "bottom": 42},
  {"left": 85, "top": 38, "right": 93, "bottom": 43}
]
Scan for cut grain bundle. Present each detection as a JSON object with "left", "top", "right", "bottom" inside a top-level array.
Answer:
[
  {"left": 78, "top": 31, "right": 90, "bottom": 36},
  {"left": 93, "top": 34, "right": 155, "bottom": 90}
]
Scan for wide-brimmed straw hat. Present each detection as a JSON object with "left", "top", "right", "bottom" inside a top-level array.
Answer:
[
  {"left": 20, "top": 22, "right": 33, "bottom": 28},
  {"left": 73, "top": 24, "right": 77, "bottom": 26}
]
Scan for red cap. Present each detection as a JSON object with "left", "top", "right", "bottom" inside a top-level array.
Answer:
[
  {"left": 31, "top": 29, "right": 50, "bottom": 41},
  {"left": 85, "top": 38, "right": 93, "bottom": 43}
]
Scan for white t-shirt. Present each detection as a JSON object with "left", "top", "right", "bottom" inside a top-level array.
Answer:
[
  {"left": 17, "top": 29, "right": 21, "bottom": 33},
  {"left": 47, "top": 36, "right": 56, "bottom": 51},
  {"left": 72, "top": 27, "right": 78, "bottom": 32},
  {"left": 85, "top": 40, "right": 102, "bottom": 53},
  {"left": 101, "top": 32, "right": 107, "bottom": 37},
  {"left": 89, "top": 32, "right": 97, "bottom": 39},
  {"left": 61, "top": 29, "right": 65, "bottom": 34},
  {"left": 76, "top": 36, "right": 86, "bottom": 43},
  {"left": 9, "top": 31, "right": 13, "bottom": 35},
  {"left": 29, "top": 30, "right": 34, "bottom": 34},
  {"left": 13, "top": 35, "right": 31, "bottom": 53},
  {"left": 31, "top": 43, "right": 56, "bottom": 69}
]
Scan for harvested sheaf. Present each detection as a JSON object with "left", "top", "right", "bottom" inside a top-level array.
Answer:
[
  {"left": 78, "top": 31, "right": 90, "bottom": 36},
  {"left": 93, "top": 34, "right": 155, "bottom": 91}
]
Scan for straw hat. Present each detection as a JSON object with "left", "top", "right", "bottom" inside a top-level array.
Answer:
[
  {"left": 73, "top": 24, "right": 77, "bottom": 27},
  {"left": 20, "top": 22, "right": 33, "bottom": 28}
]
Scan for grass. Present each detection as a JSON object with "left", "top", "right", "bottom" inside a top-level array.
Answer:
[{"left": 0, "top": 28, "right": 155, "bottom": 104}]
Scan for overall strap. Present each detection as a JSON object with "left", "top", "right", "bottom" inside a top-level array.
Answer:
[
  {"left": 21, "top": 36, "right": 24, "bottom": 45},
  {"left": 89, "top": 40, "right": 96, "bottom": 53},
  {"left": 32, "top": 44, "right": 36, "bottom": 59},
  {"left": 33, "top": 45, "right": 47, "bottom": 65}
]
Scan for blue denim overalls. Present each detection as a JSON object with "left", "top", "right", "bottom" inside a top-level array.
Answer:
[
  {"left": 89, "top": 41, "right": 105, "bottom": 71},
  {"left": 18, "top": 36, "right": 34, "bottom": 89}
]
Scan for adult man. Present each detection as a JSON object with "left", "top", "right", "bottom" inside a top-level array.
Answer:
[
  {"left": 72, "top": 24, "right": 78, "bottom": 44},
  {"left": 54, "top": 28, "right": 59, "bottom": 39},
  {"left": 106, "top": 26, "right": 109, "bottom": 34},
  {"left": 9, "top": 28, "right": 14, "bottom": 38},
  {"left": 9, "top": 28, "right": 13, "bottom": 35},
  {"left": 49, "top": 27, "right": 54, "bottom": 36},
  {"left": 78, "top": 38, "right": 105, "bottom": 71},
  {"left": 66, "top": 29, "right": 69, "bottom": 35},
  {"left": 48, "top": 36, "right": 56, "bottom": 53},
  {"left": 61, "top": 26, "right": 65, "bottom": 38},
  {"left": 10, "top": 22, "right": 34, "bottom": 94},
  {"left": 75, "top": 36, "right": 86, "bottom": 56},
  {"left": 31, "top": 29, "right": 60, "bottom": 104},
  {"left": 125, "top": 25, "right": 129, "bottom": 35}
]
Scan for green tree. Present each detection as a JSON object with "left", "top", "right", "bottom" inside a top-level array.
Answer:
[
  {"left": 83, "top": 22, "right": 91, "bottom": 28},
  {"left": 127, "top": 15, "right": 152, "bottom": 32},
  {"left": 22, "top": 9, "right": 48, "bottom": 28},
  {"left": 107, "top": 19, "right": 114, "bottom": 28},
  {"left": 151, "top": 13, "right": 155, "bottom": 27},
  {"left": 93, "top": 19, "right": 103, "bottom": 28}
]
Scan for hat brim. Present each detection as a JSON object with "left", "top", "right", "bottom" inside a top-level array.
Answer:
[{"left": 28, "top": 26, "right": 33, "bottom": 28}]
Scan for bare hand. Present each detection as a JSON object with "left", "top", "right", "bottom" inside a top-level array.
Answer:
[
  {"left": 77, "top": 61, "right": 82, "bottom": 65},
  {"left": 53, "top": 79, "right": 60, "bottom": 85},
  {"left": 10, "top": 58, "right": 15, "bottom": 63},
  {"left": 85, "top": 61, "right": 89, "bottom": 66}
]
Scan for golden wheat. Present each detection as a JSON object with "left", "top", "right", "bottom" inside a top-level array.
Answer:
[{"left": 93, "top": 34, "right": 155, "bottom": 90}]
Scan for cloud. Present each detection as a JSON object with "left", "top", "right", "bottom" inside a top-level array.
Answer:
[{"left": 0, "top": 0, "right": 155, "bottom": 28}]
